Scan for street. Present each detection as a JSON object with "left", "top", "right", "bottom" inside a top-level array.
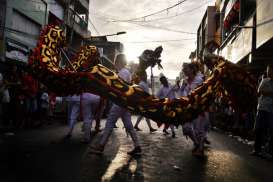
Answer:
[{"left": 1, "top": 116, "right": 273, "bottom": 182}]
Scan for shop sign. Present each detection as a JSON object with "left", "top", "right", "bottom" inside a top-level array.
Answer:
[{"left": 5, "top": 38, "right": 29, "bottom": 63}]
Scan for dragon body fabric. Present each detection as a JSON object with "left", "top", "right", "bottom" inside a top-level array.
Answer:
[{"left": 28, "top": 25, "right": 257, "bottom": 126}]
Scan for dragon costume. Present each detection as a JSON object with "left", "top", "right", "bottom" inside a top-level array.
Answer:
[{"left": 27, "top": 24, "right": 257, "bottom": 126}]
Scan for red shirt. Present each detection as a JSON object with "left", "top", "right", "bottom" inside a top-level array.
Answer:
[{"left": 22, "top": 75, "right": 38, "bottom": 98}]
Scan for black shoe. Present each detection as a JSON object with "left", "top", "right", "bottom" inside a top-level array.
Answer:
[
  {"left": 249, "top": 150, "right": 261, "bottom": 157},
  {"left": 163, "top": 129, "right": 169, "bottom": 135},
  {"left": 81, "top": 138, "right": 90, "bottom": 144},
  {"left": 192, "top": 143, "right": 199, "bottom": 153},
  {"left": 172, "top": 133, "right": 176, "bottom": 138},
  {"left": 89, "top": 145, "right": 104, "bottom": 155},
  {"left": 150, "top": 128, "right": 157, "bottom": 133},
  {"left": 134, "top": 126, "right": 142, "bottom": 131},
  {"left": 64, "top": 133, "right": 72, "bottom": 139},
  {"left": 127, "top": 146, "right": 142, "bottom": 156},
  {"left": 114, "top": 125, "right": 118, "bottom": 128},
  {"left": 95, "top": 128, "right": 102, "bottom": 133},
  {"left": 204, "top": 138, "right": 211, "bottom": 145}
]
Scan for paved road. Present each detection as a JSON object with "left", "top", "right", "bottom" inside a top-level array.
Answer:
[{"left": 1, "top": 116, "right": 273, "bottom": 182}]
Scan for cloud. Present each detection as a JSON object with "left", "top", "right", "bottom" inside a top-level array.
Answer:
[{"left": 89, "top": 0, "right": 215, "bottom": 79}]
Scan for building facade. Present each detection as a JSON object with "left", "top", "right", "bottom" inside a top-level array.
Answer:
[
  {"left": 0, "top": 0, "right": 47, "bottom": 65},
  {"left": 194, "top": 0, "right": 273, "bottom": 73},
  {"left": 85, "top": 36, "right": 124, "bottom": 70},
  {"left": 254, "top": 0, "right": 273, "bottom": 70},
  {"left": 218, "top": 0, "right": 256, "bottom": 65},
  {"left": 197, "top": 5, "right": 219, "bottom": 58},
  {"left": 0, "top": 0, "right": 91, "bottom": 67}
]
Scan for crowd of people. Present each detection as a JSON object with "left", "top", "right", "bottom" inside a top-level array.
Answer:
[
  {"left": 0, "top": 64, "right": 57, "bottom": 129},
  {"left": 0, "top": 53, "right": 273, "bottom": 159}
]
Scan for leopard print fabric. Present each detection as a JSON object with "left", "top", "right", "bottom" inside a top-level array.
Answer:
[{"left": 28, "top": 25, "right": 257, "bottom": 126}]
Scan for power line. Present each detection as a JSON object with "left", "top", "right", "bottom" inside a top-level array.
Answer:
[
  {"left": 91, "top": 9, "right": 197, "bottom": 35},
  {"left": 129, "top": 0, "right": 211, "bottom": 23},
  {"left": 122, "top": 21, "right": 196, "bottom": 35},
  {"left": 94, "top": 14, "right": 197, "bottom": 35},
  {"left": 88, "top": 18, "right": 101, "bottom": 35},
  {"left": 88, "top": 0, "right": 100, "bottom": 35},
  {"left": 111, "top": 0, "right": 188, "bottom": 22},
  {"left": 93, "top": 13, "right": 224, "bottom": 37},
  {"left": 124, "top": 38, "right": 195, "bottom": 43}
]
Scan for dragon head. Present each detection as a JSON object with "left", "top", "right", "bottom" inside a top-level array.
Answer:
[{"left": 138, "top": 46, "right": 163, "bottom": 70}]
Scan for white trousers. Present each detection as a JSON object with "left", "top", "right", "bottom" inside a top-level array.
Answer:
[
  {"left": 67, "top": 101, "right": 80, "bottom": 133},
  {"left": 81, "top": 98, "right": 99, "bottom": 140},
  {"left": 100, "top": 104, "right": 140, "bottom": 147},
  {"left": 182, "top": 112, "right": 210, "bottom": 148}
]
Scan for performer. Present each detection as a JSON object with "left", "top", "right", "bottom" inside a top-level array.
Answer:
[
  {"left": 156, "top": 75, "right": 176, "bottom": 138},
  {"left": 65, "top": 94, "right": 80, "bottom": 138},
  {"left": 94, "top": 97, "right": 107, "bottom": 132},
  {"left": 28, "top": 25, "right": 257, "bottom": 138},
  {"left": 81, "top": 92, "right": 101, "bottom": 143},
  {"left": 133, "top": 74, "right": 157, "bottom": 133},
  {"left": 180, "top": 62, "right": 210, "bottom": 156},
  {"left": 90, "top": 54, "right": 142, "bottom": 155}
]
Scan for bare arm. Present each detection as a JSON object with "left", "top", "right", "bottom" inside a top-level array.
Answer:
[{"left": 258, "top": 79, "right": 273, "bottom": 98}]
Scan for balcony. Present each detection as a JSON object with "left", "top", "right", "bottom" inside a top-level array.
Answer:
[{"left": 66, "top": 8, "right": 90, "bottom": 38}]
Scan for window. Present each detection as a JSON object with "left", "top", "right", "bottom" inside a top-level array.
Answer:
[
  {"left": 223, "top": 0, "right": 240, "bottom": 40},
  {"left": 240, "top": 0, "right": 256, "bottom": 24}
]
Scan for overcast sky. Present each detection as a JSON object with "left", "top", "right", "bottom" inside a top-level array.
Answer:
[{"left": 89, "top": 0, "right": 215, "bottom": 79}]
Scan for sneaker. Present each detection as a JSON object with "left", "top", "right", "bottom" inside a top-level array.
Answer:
[
  {"left": 114, "top": 125, "right": 118, "bottom": 128},
  {"left": 134, "top": 126, "right": 142, "bottom": 131},
  {"left": 89, "top": 145, "right": 104, "bottom": 155},
  {"left": 150, "top": 128, "right": 157, "bottom": 133},
  {"left": 163, "top": 129, "right": 169, "bottom": 135},
  {"left": 127, "top": 146, "right": 142, "bottom": 156}
]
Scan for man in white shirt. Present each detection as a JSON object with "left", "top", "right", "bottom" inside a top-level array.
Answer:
[
  {"left": 81, "top": 92, "right": 101, "bottom": 143},
  {"left": 251, "top": 65, "right": 273, "bottom": 157},
  {"left": 156, "top": 75, "right": 176, "bottom": 138},
  {"left": 65, "top": 94, "right": 80, "bottom": 138},
  {"left": 91, "top": 54, "right": 142, "bottom": 155},
  {"left": 134, "top": 74, "right": 157, "bottom": 133}
]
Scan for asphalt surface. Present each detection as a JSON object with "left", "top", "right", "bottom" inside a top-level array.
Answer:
[{"left": 1, "top": 116, "right": 273, "bottom": 182}]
